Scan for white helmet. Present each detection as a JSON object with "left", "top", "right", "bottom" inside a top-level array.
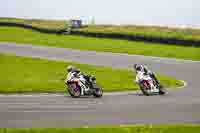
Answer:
[{"left": 67, "top": 65, "right": 74, "bottom": 72}]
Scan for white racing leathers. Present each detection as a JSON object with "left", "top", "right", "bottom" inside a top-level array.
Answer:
[
  {"left": 135, "top": 71, "right": 159, "bottom": 93},
  {"left": 65, "top": 72, "right": 90, "bottom": 95}
]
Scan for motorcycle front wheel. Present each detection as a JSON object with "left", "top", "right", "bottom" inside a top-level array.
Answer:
[
  {"left": 140, "top": 83, "right": 150, "bottom": 96},
  {"left": 68, "top": 84, "right": 81, "bottom": 98}
]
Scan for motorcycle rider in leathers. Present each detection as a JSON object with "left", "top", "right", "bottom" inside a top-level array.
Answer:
[
  {"left": 134, "top": 64, "right": 162, "bottom": 88},
  {"left": 65, "top": 65, "right": 93, "bottom": 89}
]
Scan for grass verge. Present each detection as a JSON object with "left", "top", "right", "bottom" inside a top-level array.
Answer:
[
  {"left": 0, "top": 53, "right": 182, "bottom": 93},
  {"left": 0, "top": 125, "right": 200, "bottom": 133},
  {"left": 0, "top": 17, "right": 68, "bottom": 30},
  {"left": 0, "top": 27, "right": 200, "bottom": 61},
  {"left": 1, "top": 17, "right": 200, "bottom": 41},
  {"left": 75, "top": 25, "right": 200, "bottom": 42}
]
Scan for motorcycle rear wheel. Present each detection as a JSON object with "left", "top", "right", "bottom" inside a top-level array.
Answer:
[
  {"left": 159, "top": 87, "right": 166, "bottom": 95},
  {"left": 93, "top": 84, "right": 103, "bottom": 98}
]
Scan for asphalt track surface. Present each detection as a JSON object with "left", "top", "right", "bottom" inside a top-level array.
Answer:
[{"left": 0, "top": 42, "right": 200, "bottom": 127}]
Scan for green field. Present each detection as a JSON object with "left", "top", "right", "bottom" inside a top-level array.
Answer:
[
  {"left": 0, "top": 17, "right": 68, "bottom": 30},
  {"left": 75, "top": 25, "right": 200, "bottom": 41},
  {"left": 1, "top": 125, "right": 200, "bottom": 133},
  {"left": 0, "top": 27, "right": 200, "bottom": 61},
  {"left": 0, "top": 54, "right": 182, "bottom": 93},
  {"left": 1, "top": 17, "right": 200, "bottom": 42}
]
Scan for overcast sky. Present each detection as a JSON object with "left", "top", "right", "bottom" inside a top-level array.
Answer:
[{"left": 0, "top": 0, "right": 199, "bottom": 26}]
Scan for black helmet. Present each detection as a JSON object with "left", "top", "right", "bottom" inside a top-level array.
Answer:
[
  {"left": 134, "top": 64, "right": 138, "bottom": 69},
  {"left": 135, "top": 64, "right": 142, "bottom": 71}
]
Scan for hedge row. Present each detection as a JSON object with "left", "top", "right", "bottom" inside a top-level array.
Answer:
[
  {"left": 70, "top": 30, "right": 200, "bottom": 47},
  {"left": 0, "top": 22, "right": 199, "bottom": 47},
  {"left": 0, "top": 22, "right": 66, "bottom": 34}
]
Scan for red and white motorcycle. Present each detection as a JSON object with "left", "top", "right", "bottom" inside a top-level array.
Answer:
[
  {"left": 65, "top": 72, "right": 103, "bottom": 98},
  {"left": 136, "top": 72, "right": 165, "bottom": 96}
]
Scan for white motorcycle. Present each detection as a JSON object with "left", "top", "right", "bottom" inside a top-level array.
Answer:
[
  {"left": 136, "top": 72, "right": 165, "bottom": 96},
  {"left": 65, "top": 72, "right": 103, "bottom": 98}
]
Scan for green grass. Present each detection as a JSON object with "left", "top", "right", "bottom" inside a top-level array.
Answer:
[
  {"left": 1, "top": 17, "right": 200, "bottom": 42},
  {"left": 0, "top": 17, "right": 68, "bottom": 30},
  {"left": 1, "top": 125, "right": 200, "bottom": 133},
  {"left": 0, "top": 53, "right": 182, "bottom": 93},
  {"left": 0, "top": 27, "right": 200, "bottom": 61},
  {"left": 75, "top": 25, "right": 200, "bottom": 41}
]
